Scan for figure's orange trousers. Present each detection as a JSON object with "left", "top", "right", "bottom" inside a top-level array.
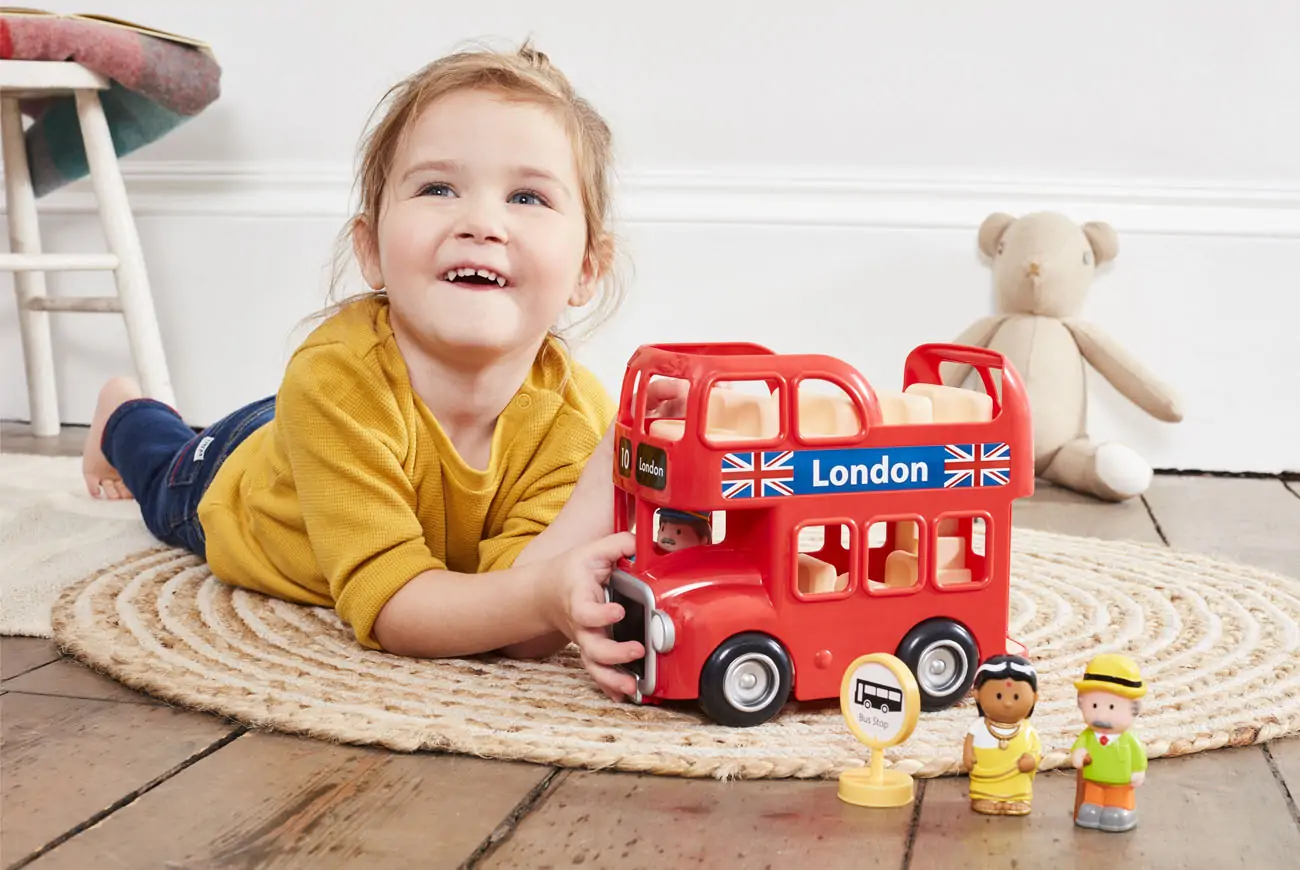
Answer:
[{"left": 1080, "top": 780, "right": 1135, "bottom": 810}]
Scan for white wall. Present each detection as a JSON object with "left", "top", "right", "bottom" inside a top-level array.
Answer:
[{"left": 3, "top": 1, "right": 1298, "bottom": 473}]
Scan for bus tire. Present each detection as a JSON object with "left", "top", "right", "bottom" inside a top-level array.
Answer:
[
  {"left": 896, "top": 619, "right": 978, "bottom": 712},
  {"left": 698, "top": 633, "right": 793, "bottom": 728}
]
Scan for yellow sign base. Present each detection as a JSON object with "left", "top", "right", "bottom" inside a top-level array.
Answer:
[{"left": 838, "top": 762, "right": 915, "bottom": 808}]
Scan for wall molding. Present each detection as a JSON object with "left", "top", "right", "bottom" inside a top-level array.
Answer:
[{"left": 7, "top": 160, "right": 1300, "bottom": 237}]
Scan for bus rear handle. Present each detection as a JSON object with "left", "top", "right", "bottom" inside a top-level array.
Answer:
[
  {"left": 906, "top": 343, "right": 1008, "bottom": 374},
  {"left": 903, "top": 343, "right": 1016, "bottom": 412}
]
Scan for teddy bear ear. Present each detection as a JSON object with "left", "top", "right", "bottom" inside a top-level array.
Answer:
[
  {"left": 978, "top": 212, "right": 1016, "bottom": 258},
  {"left": 1083, "top": 221, "right": 1119, "bottom": 264}
]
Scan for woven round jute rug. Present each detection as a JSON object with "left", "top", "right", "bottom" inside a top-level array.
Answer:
[{"left": 50, "top": 528, "right": 1300, "bottom": 780}]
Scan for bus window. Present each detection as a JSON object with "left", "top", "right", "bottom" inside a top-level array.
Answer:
[
  {"left": 794, "top": 520, "right": 854, "bottom": 598},
  {"left": 933, "top": 513, "right": 990, "bottom": 588},
  {"left": 652, "top": 508, "right": 712, "bottom": 552},
  {"left": 865, "top": 517, "right": 926, "bottom": 593},
  {"left": 795, "top": 378, "right": 862, "bottom": 441},
  {"left": 616, "top": 490, "right": 637, "bottom": 535},
  {"left": 642, "top": 374, "right": 690, "bottom": 441},
  {"left": 702, "top": 379, "right": 781, "bottom": 448}
]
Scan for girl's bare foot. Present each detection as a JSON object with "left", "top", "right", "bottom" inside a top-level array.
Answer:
[{"left": 83, "top": 377, "right": 143, "bottom": 500}]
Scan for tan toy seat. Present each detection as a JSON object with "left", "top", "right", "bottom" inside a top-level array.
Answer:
[
  {"left": 648, "top": 386, "right": 780, "bottom": 441},
  {"left": 795, "top": 390, "right": 930, "bottom": 432},
  {"left": 874, "top": 390, "right": 934, "bottom": 425},
  {"left": 884, "top": 518, "right": 973, "bottom": 587},
  {"left": 797, "top": 553, "right": 847, "bottom": 594},
  {"left": 788, "top": 386, "right": 991, "bottom": 429},
  {"left": 796, "top": 392, "right": 861, "bottom": 437},
  {"left": 903, "top": 383, "right": 993, "bottom": 423},
  {"left": 646, "top": 382, "right": 992, "bottom": 440}
]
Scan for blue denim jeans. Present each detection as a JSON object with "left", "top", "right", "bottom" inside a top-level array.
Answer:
[{"left": 101, "top": 395, "right": 275, "bottom": 559}]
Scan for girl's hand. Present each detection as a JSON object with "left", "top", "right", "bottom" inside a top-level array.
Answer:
[{"left": 543, "top": 531, "right": 642, "bottom": 700}]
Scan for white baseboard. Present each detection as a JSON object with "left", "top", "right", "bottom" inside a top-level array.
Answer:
[
  {"left": 13, "top": 161, "right": 1300, "bottom": 238},
  {"left": 2, "top": 161, "right": 1297, "bottom": 473}
]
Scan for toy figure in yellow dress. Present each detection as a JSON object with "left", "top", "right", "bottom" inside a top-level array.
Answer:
[{"left": 962, "top": 654, "right": 1042, "bottom": 815}]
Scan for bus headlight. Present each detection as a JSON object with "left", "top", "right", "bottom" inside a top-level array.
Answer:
[{"left": 650, "top": 611, "right": 675, "bottom": 653}]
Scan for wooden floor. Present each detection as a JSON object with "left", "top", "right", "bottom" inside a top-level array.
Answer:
[{"left": 4, "top": 421, "right": 1300, "bottom": 869}]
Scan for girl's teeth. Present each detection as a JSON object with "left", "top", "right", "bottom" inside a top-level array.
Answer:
[{"left": 443, "top": 267, "right": 507, "bottom": 286}]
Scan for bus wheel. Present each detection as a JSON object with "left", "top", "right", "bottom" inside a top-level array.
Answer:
[
  {"left": 698, "top": 633, "right": 792, "bottom": 727},
  {"left": 896, "top": 619, "right": 978, "bottom": 712}
]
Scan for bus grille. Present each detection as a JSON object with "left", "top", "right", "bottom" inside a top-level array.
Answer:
[{"left": 608, "top": 584, "right": 646, "bottom": 679}]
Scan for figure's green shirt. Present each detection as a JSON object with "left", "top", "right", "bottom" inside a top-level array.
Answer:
[{"left": 1072, "top": 728, "right": 1147, "bottom": 784}]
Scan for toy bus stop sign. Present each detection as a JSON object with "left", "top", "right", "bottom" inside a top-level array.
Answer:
[{"left": 838, "top": 653, "right": 921, "bottom": 807}]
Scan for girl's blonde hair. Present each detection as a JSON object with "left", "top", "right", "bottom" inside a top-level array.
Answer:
[{"left": 319, "top": 40, "right": 624, "bottom": 341}]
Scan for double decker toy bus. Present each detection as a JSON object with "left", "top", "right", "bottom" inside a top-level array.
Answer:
[{"left": 606, "top": 341, "right": 1034, "bottom": 727}]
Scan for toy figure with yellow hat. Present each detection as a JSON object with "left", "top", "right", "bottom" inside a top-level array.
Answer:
[{"left": 1070, "top": 653, "right": 1148, "bottom": 832}]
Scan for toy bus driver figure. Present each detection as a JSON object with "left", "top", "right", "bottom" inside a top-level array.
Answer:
[
  {"left": 1070, "top": 653, "right": 1149, "bottom": 833},
  {"left": 656, "top": 508, "right": 712, "bottom": 552}
]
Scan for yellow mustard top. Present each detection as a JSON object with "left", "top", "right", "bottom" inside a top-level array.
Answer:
[{"left": 197, "top": 295, "right": 615, "bottom": 649}]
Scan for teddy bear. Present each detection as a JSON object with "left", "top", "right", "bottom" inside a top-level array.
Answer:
[{"left": 942, "top": 211, "right": 1183, "bottom": 501}]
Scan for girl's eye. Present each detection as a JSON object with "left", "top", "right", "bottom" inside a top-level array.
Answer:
[
  {"left": 1014, "top": 693, "right": 1020, "bottom": 701},
  {"left": 995, "top": 692, "right": 1002, "bottom": 700},
  {"left": 509, "top": 190, "right": 548, "bottom": 207},
  {"left": 418, "top": 183, "right": 455, "bottom": 198}
]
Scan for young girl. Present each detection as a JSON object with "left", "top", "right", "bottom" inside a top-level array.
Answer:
[{"left": 80, "top": 41, "right": 648, "bottom": 702}]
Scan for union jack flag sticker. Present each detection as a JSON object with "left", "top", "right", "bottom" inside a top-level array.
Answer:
[
  {"left": 943, "top": 443, "right": 1011, "bottom": 488},
  {"left": 721, "top": 451, "right": 795, "bottom": 499}
]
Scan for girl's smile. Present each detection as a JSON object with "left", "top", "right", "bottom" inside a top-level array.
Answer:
[{"left": 440, "top": 264, "right": 511, "bottom": 288}]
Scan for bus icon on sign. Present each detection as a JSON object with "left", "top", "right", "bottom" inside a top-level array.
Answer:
[{"left": 855, "top": 678, "right": 903, "bottom": 714}]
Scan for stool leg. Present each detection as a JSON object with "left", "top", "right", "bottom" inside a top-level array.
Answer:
[
  {"left": 73, "top": 88, "right": 176, "bottom": 409},
  {"left": 1, "top": 95, "right": 60, "bottom": 436}
]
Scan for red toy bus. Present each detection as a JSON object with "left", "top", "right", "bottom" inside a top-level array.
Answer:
[{"left": 606, "top": 341, "right": 1034, "bottom": 727}]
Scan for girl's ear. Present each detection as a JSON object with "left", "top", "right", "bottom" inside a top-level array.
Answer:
[
  {"left": 352, "top": 216, "right": 385, "bottom": 290},
  {"left": 569, "top": 237, "right": 609, "bottom": 307}
]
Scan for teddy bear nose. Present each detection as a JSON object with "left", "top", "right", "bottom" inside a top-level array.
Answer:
[{"left": 1026, "top": 261, "right": 1041, "bottom": 277}]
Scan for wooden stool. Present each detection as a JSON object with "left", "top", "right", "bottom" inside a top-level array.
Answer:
[{"left": 1, "top": 59, "right": 173, "bottom": 436}]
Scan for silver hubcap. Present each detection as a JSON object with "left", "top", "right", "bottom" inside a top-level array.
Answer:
[
  {"left": 723, "top": 653, "right": 780, "bottom": 712},
  {"left": 917, "top": 640, "right": 968, "bottom": 698}
]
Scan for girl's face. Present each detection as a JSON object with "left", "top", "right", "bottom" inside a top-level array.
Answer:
[
  {"left": 356, "top": 88, "right": 595, "bottom": 366},
  {"left": 975, "top": 677, "right": 1036, "bottom": 724}
]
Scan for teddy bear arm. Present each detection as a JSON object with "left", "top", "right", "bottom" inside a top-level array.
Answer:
[
  {"left": 1063, "top": 319, "right": 1184, "bottom": 423},
  {"left": 942, "top": 315, "right": 1008, "bottom": 387}
]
